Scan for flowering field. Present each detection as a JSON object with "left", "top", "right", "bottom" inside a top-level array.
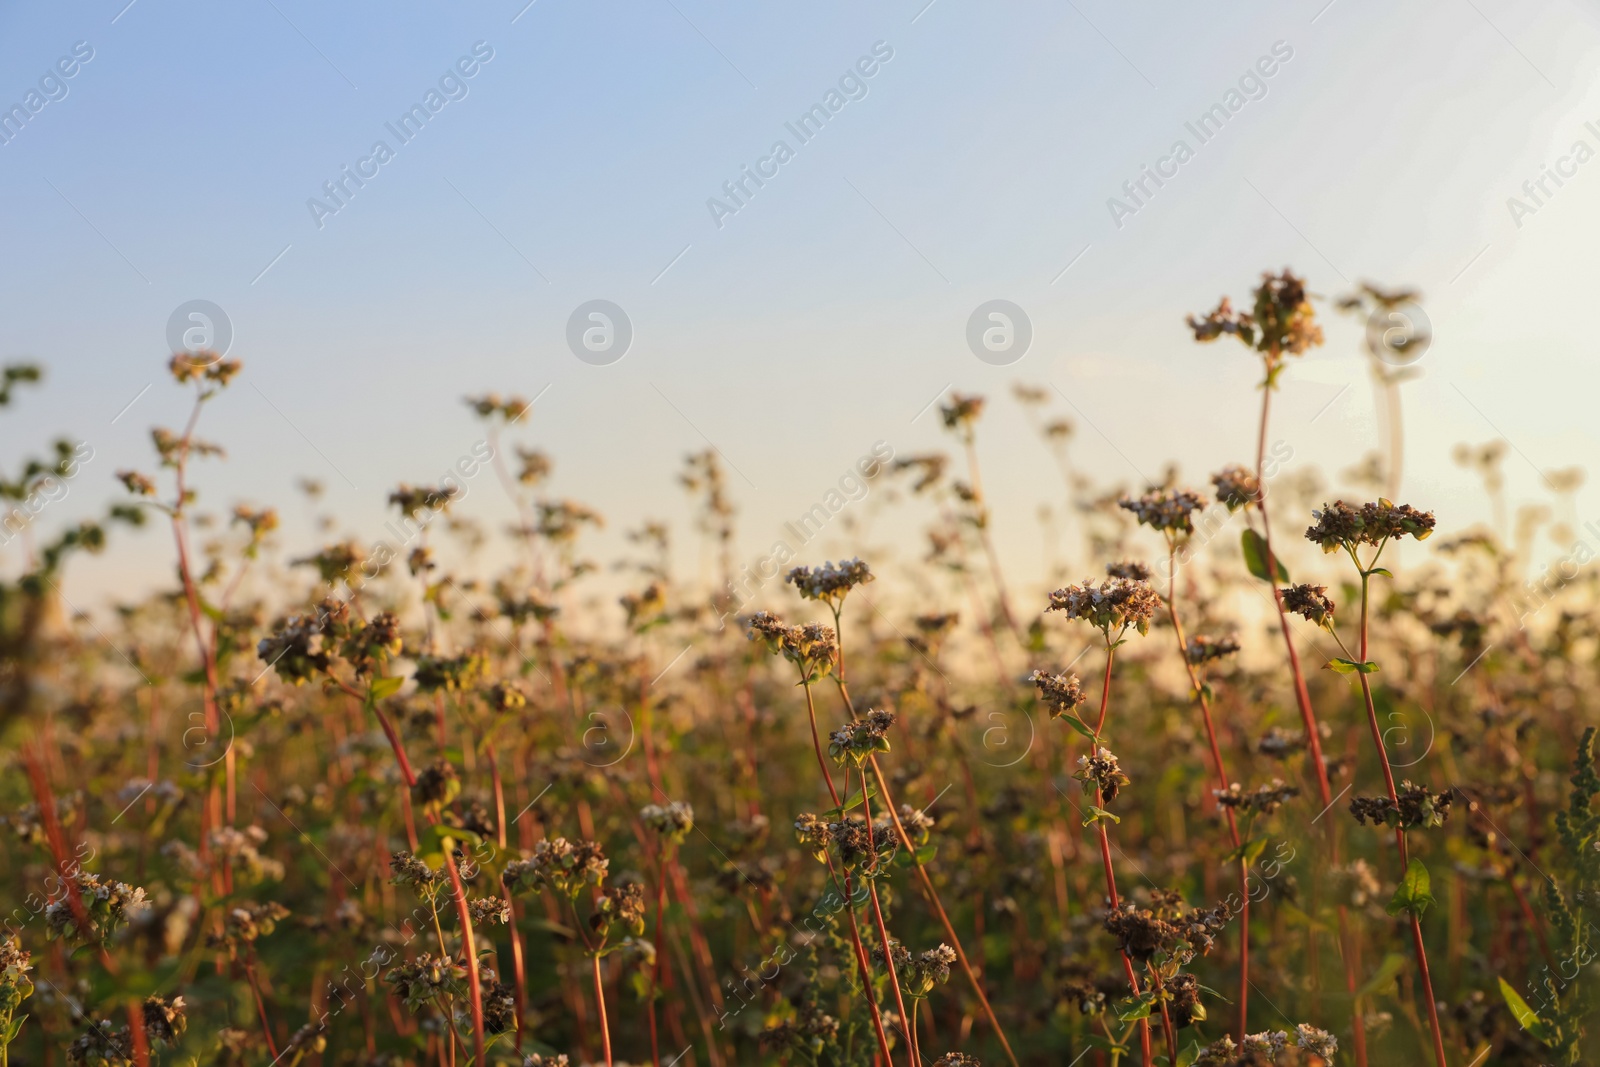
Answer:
[{"left": 1, "top": 271, "right": 1595, "bottom": 1067}]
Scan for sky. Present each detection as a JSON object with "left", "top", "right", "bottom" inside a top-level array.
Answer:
[{"left": 3, "top": 0, "right": 1599, "bottom": 610}]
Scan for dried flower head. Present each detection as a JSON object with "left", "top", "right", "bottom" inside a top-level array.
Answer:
[
  {"left": 1030, "top": 669, "right": 1087, "bottom": 719},
  {"left": 786, "top": 558, "right": 874, "bottom": 604},
  {"left": 1105, "top": 560, "right": 1151, "bottom": 581},
  {"left": 1075, "top": 746, "right": 1130, "bottom": 804},
  {"left": 1184, "top": 635, "right": 1240, "bottom": 665},
  {"left": 744, "top": 612, "right": 837, "bottom": 682},
  {"left": 1281, "top": 584, "right": 1336, "bottom": 627},
  {"left": 1350, "top": 782, "right": 1453, "bottom": 830},
  {"left": 1211, "top": 465, "right": 1261, "bottom": 512},
  {"left": 1120, "top": 488, "right": 1208, "bottom": 535},
  {"left": 1296, "top": 1023, "right": 1338, "bottom": 1062},
  {"left": 386, "top": 953, "right": 470, "bottom": 1014},
  {"left": 1047, "top": 577, "right": 1162, "bottom": 638},
  {"left": 468, "top": 897, "right": 511, "bottom": 927},
  {"left": 141, "top": 994, "right": 187, "bottom": 1046},
  {"left": 933, "top": 1055, "right": 981, "bottom": 1067},
  {"left": 829, "top": 709, "right": 897, "bottom": 765},
  {"left": 590, "top": 882, "right": 646, "bottom": 938},
  {"left": 939, "top": 393, "right": 985, "bottom": 433},
  {"left": 1305, "top": 499, "right": 1436, "bottom": 551},
  {"left": 640, "top": 801, "right": 695, "bottom": 843},
  {"left": 44, "top": 872, "right": 149, "bottom": 946},
  {"left": 503, "top": 838, "right": 609, "bottom": 899},
  {"left": 1214, "top": 779, "right": 1300, "bottom": 816}
]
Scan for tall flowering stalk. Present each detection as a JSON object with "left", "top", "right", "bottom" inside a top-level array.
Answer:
[
  {"left": 1189, "top": 272, "right": 1372, "bottom": 1066},
  {"left": 788, "top": 559, "right": 1022, "bottom": 1067},
  {"left": 1043, "top": 575, "right": 1164, "bottom": 1067},
  {"left": 1120, "top": 487, "right": 1253, "bottom": 1042},
  {"left": 747, "top": 612, "right": 899, "bottom": 1066},
  {"left": 1298, "top": 498, "right": 1450, "bottom": 1067}
]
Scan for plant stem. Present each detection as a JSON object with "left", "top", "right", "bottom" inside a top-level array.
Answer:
[
  {"left": 1354, "top": 563, "right": 1447, "bottom": 1067},
  {"left": 1165, "top": 544, "right": 1250, "bottom": 1040}
]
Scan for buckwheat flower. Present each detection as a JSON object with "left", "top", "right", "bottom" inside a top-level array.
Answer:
[
  {"left": 1349, "top": 781, "right": 1453, "bottom": 830},
  {"left": 0, "top": 934, "right": 33, "bottom": 1016},
  {"left": 898, "top": 804, "right": 935, "bottom": 846},
  {"left": 468, "top": 897, "right": 511, "bottom": 927},
  {"left": 1215, "top": 779, "right": 1300, "bottom": 816},
  {"left": 115, "top": 470, "right": 156, "bottom": 497},
  {"left": 1104, "top": 903, "right": 1177, "bottom": 961},
  {"left": 1167, "top": 973, "right": 1204, "bottom": 1028},
  {"left": 1282, "top": 584, "right": 1336, "bottom": 627},
  {"left": 1184, "top": 635, "right": 1240, "bottom": 665},
  {"left": 939, "top": 392, "right": 985, "bottom": 432},
  {"left": 934, "top": 1055, "right": 981, "bottom": 1067},
  {"left": 901, "top": 944, "right": 957, "bottom": 997},
  {"left": 1243, "top": 1030, "right": 1289, "bottom": 1057},
  {"left": 523, "top": 1055, "right": 571, "bottom": 1066},
  {"left": 1306, "top": 498, "right": 1436, "bottom": 551},
  {"left": 410, "top": 760, "right": 460, "bottom": 812},
  {"left": 1296, "top": 1022, "right": 1338, "bottom": 1062},
  {"left": 341, "top": 612, "right": 403, "bottom": 677},
  {"left": 1030, "top": 669, "right": 1086, "bottom": 718},
  {"left": 590, "top": 882, "right": 646, "bottom": 938},
  {"left": 413, "top": 652, "right": 488, "bottom": 694},
  {"left": 503, "top": 838, "right": 609, "bottom": 899},
  {"left": 1211, "top": 465, "right": 1261, "bottom": 512},
  {"left": 1047, "top": 577, "right": 1162, "bottom": 638},
  {"left": 141, "top": 994, "right": 187, "bottom": 1047},
  {"left": 640, "top": 801, "right": 695, "bottom": 843},
  {"left": 45, "top": 872, "right": 149, "bottom": 946},
  {"left": 1074, "top": 746, "right": 1130, "bottom": 803},
  {"left": 257, "top": 612, "right": 334, "bottom": 685},
  {"left": 1120, "top": 488, "right": 1208, "bottom": 535},
  {"left": 388, "top": 483, "right": 458, "bottom": 520},
  {"left": 829, "top": 709, "right": 896, "bottom": 765},
  {"left": 386, "top": 953, "right": 470, "bottom": 1014},
  {"left": 481, "top": 978, "right": 518, "bottom": 1034},
  {"left": 745, "top": 613, "right": 838, "bottom": 682},
  {"left": 1105, "top": 560, "right": 1151, "bottom": 581},
  {"left": 484, "top": 680, "right": 527, "bottom": 713},
  {"left": 793, "top": 813, "right": 830, "bottom": 861},
  {"left": 786, "top": 558, "right": 874, "bottom": 604}
]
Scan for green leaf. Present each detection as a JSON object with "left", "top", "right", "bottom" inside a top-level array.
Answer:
[
  {"left": 1356, "top": 660, "right": 1380, "bottom": 674},
  {"left": 421, "top": 823, "right": 482, "bottom": 854},
  {"left": 1356, "top": 953, "right": 1408, "bottom": 1000},
  {"left": 1114, "top": 991, "right": 1156, "bottom": 1022},
  {"left": 1062, "top": 714, "right": 1100, "bottom": 743},
  {"left": 820, "top": 783, "right": 878, "bottom": 821},
  {"left": 1083, "top": 806, "right": 1121, "bottom": 827},
  {"left": 1368, "top": 567, "right": 1393, "bottom": 578},
  {"left": 1387, "top": 857, "right": 1435, "bottom": 919},
  {"left": 1225, "top": 836, "right": 1269, "bottom": 867},
  {"left": 1497, "top": 977, "right": 1553, "bottom": 1043},
  {"left": 1325, "top": 658, "right": 1379, "bottom": 675},
  {"left": 894, "top": 844, "right": 938, "bottom": 869},
  {"left": 369, "top": 676, "right": 405, "bottom": 701},
  {"left": 1241, "top": 529, "right": 1289, "bottom": 583}
]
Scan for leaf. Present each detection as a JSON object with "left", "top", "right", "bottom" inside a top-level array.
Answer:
[
  {"left": 1114, "top": 991, "right": 1156, "bottom": 1022},
  {"left": 1369, "top": 567, "right": 1393, "bottom": 578},
  {"left": 1497, "top": 977, "right": 1553, "bottom": 1042},
  {"left": 1083, "top": 806, "right": 1121, "bottom": 827},
  {"left": 1356, "top": 660, "right": 1381, "bottom": 674},
  {"left": 1062, "top": 715, "right": 1100, "bottom": 743},
  {"left": 1356, "top": 953, "right": 1408, "bottom": 1000},
  {"left": 1225, "top": 836, "right": 1269, "bottom": 867},
  {"left": 369, "top": 676, "right": 405, "bottom": 702},
  {"left": 894, "top": 844, "right": 938, "bottom": 869},
  {"left": 1241, "top": 529, "right": 1289, "bottom": 583},
  {"left": 1387, "top": 857, "right": 1435, "bottom": 919},
  {"left": 820, "top": 783, "right": 878, "bottom": 821},
  {"left": 421, "top": 823, "right": 482, "bottom": 854},
  {"left": 1325, "top": 658, "right": 1380, "bottom": 675}
]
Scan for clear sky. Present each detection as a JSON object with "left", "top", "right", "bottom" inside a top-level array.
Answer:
[{"left": 3, "top": 0, "right": 1598, "bottom": 607}]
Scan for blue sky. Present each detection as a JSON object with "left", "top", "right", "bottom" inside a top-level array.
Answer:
[{"left": 3, "top": 0, "right": 1598, "bottom": 606}]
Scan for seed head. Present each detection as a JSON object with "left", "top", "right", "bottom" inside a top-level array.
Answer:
[
  {"left": 786, "top": 558, "right": 874, "bottom": 605},
  {"left": 829, "top": 709, "right": 897, "bottom": 765},
  {"left": 1184, "top": 635, "right": 1240, "bottom": 665},
  {"left": 1030, "top": 669, "right": 1086, "bottom": 719},
  {"left": 1075, "top": 746, "right": 1130, "bottom": 804},
  {"left": 1211, "top": 465, "right": 1261, "bottom": 512},
  {"left": 1306, "top": 498, "right": 1436, "bottom": 551},
  {"left": 1105, "top": 560, "right": 1151, "bottom": 581},
  {"left": 1047, "top": 577, "right": 1162, "bottom": 638},
  {"left": 1120, "top": 488, "right": 1208, "bottom": 535},
  {"left": 1281, "top": 584, "right": 1336, "bottom": 627},
  {"left": 641, "top": 801, "right": 695, "bottom": 843}
]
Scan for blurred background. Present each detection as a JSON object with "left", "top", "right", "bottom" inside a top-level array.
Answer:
[{"left": 2, "top": 0, "right": 1596, "bottom": 608}]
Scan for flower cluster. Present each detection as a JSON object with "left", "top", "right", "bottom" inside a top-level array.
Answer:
[
  {"left": 590, "top": 882, "right": 646, "bottom": 938},
  {"left": 793, "top": 814, "right": 896, "bottom": 873},
  {"left": 828, "top": 709, "right": 896, "bottom": 765},
  {"left": 1350, "top": 782, "right": 1454, "bottom": 830},
  {"left": 503, "top": 838, "right": 609, "bottom": 899},
  {"left": 390, "top": 850, "right": 438, "bottom": 891},
  {"left": 1214, "top": 779, "right": 1301, "bottom": 816},
  {"left": 745, "top": 612, "right": 838, "bottom": 682},
  {"left": 1046, "top": 577, "right": 1162, "bottom": 637},
  {"left": 1184, "top": 635, "right": 1241, "bottom": 665},
  {"left": 1105, "top": 896, "right": 1231, "bottom": 966},
  {"left": 0, "top": 935, "right": 33, "bottom": 1017},
  {"left": 1210, "top": 465, "right": 1261, "bottom": 511},
  {"left": 1120, "top": 488, "right": 1208, "bottom": 535},
  {"left": 1281, "top": 584, "right": 1336, "bottom": 627},
  {"left": 1305, "top": 499, "right": 1436, "bottom": 551},
  {"left": 385, "top": 953, "right": 470, "bottom": 1015},
  {"left": 1074, "top": 746, "right": 1130, "bottom": 804},
  {"left": 1030, "top": 669, "right": 1086, "bottom": 718},
  {"left": 785, "top": 558, "right": 873, "bottom": 604},
  {"left": 341, "top": 611, "right": 403, "bottom": 676},
  {"left": 469, "top": 897, "right": 511, "bottom": 927},
  {"left": 1105, "top": 560, "right": 1151, "bottom": 581},
  {"left": 641, "top": 801, "right": 695, "bottom": 843},
  {"left": 1187, "top": 270, "right": 1323, "bottom": 359},
  {"left": 44, "top": 872, "right": 148, "bottom": 946}
]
